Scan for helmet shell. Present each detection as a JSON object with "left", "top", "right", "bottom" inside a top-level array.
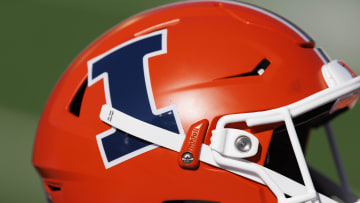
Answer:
[{"left": 33, "top": 1, "right": 327, "bottom": 202}]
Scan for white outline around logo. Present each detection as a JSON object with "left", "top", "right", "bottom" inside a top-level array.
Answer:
[{"left": 87, "top": 29, "right": 185, "bottom": 169}]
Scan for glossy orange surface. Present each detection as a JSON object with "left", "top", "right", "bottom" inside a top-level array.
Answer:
[{"left": 33, "top": 1, "right": 329, "bottom": 202}]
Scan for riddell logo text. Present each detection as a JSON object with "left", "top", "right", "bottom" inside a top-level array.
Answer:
[{"left": 187, "top": 126, "right": 200, "bottom": 152}]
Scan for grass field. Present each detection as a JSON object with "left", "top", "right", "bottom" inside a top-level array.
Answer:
[{"left": 1, "top": 0, "right": 359, "bottom": 202}]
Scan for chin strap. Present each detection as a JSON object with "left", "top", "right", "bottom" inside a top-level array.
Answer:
[{"left": 100, "top": 104, "right": 337, "bottom": 203}]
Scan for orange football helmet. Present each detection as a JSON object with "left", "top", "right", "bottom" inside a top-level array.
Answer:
[{"left": 32, "top": 1, "right": 360, "bottom": 202}]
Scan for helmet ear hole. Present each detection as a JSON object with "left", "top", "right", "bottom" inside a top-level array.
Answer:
[{"left": 69, "top": 79, "right": 87, "bottom": 117}]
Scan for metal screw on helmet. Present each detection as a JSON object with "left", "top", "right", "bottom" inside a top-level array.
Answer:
[
  {"left": 181, "top": 152, "right": 194, "bottom": 164},
  {"left": 235, "top": 136, "right": 252, "bottom": 153}
]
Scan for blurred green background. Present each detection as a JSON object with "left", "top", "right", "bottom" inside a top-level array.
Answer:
[{"left": 1, "top": 0, "right": 359, "bottom": 202}]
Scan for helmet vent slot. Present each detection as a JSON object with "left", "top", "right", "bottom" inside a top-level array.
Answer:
[
  {"left": 69, "top": 79, "right": 87, "bottom": 117},
  {"left": 47, "top": 184, "right": 61, "bottom": 192},
  {"left": 300, "top": 41, "right": 315, "bottom": 48},
  {"left": 239, "top": 58, "right": 270, "bottom": 77},
  {"left": 217, "top": 58, "right": 270, "bottom": 80}
]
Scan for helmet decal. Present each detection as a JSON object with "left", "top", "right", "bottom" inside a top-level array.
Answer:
[{"left": 87, "top": 29, "right": 184, "bottom": 169}]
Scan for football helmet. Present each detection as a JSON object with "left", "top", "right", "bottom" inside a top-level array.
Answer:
[{"left": 32, "top": 1, "right": 360, "bottom": 202}]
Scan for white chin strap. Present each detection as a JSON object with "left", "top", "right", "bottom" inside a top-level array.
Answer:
[{"left": 100, "top": 68, "right": 360, "bottom": 203}]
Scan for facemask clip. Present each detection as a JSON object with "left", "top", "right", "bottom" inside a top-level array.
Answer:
[
  {"left": 210, "top": 128, "right": 259, "bottom": 159},
  {"left": 178, "top": 119, "right": 209, "bottom": 170}
]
